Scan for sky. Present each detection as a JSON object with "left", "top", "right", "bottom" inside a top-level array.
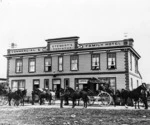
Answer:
[{"left": 0, "top": 0, "right": 150, "bottom": 83}]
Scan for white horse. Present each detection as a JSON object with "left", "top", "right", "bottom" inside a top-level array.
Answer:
[{"left": 50, "top": 91, "right": 56, "bottom": 104}]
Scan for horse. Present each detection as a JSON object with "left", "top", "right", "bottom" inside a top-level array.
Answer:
[
  {"left": 60, "top": 87, "right": 89, "bottom": 108},
  {"left": 32, "top": 88, "right": 52, "bottom": 105},
  {"left": 59, "top": 88, "right": 67, "bottom": 108},
  {"left": 59, "top": 88, "right": 77, "bottom": 107},
  {"left": 120, "top": 83, "right": 148, "bottom": 109},
  {"left": 18, "top": 89, "right": 27, "bottom": 106},
  {"left": 140, "top": 88, "right": 149, "bottom": 109},
  {"left": 111, "top": 89, "right": 122, "bottom": 106},
  {"left": 7, "top": 89, "right": 27, "bottom": 106},
  {"left": 50, "top": 90, "right": 56, "bottom": 104}
]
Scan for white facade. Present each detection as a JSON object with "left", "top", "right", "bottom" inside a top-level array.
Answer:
[{"left": 5, "top": 37, "right": 142, "bottom": 96}]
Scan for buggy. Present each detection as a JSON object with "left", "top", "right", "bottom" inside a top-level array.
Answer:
[{"left": 87, "top": 77, "right": 113, "bottom": 106}]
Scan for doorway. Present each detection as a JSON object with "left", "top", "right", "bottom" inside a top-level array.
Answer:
[
  {"left": 33, "top": 79, "right": 40, "bottom": 90},
  {"left": 64, "top": 78, "right": 70, "bottom": 89},
  {"left": 52, "top": 79, "right": 61, "bottom": 99}
]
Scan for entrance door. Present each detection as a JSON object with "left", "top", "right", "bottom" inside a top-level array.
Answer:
[
  {"left": 53, "top": 84, "right": 61, "bottom": 91},
  {"left": 53, "top": 79, "right": 61, "bottom": 99},
  {"left": 33, "top": 79, "right": 40, "bottom": 90},
  {"left": 83, "top": 84, "right": 88, "bottom": 90},
  {"left": 64, "top": 78, "right": 70, "bottom": 89}
]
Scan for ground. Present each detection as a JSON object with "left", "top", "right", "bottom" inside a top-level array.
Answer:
[{"left": 0, "top": 103, "right": 150, "bottom": 125}]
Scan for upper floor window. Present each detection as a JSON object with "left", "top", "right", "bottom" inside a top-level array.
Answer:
[
  {"left": 44, "top": 57, "right": 51, "bottom": 72},
  {"left": 58, "top": 56, "right": 63, "bottom": 71},
  {"left": 70, "top": 55, "right": 78, "bottom": 71},
  {"left": 130, "top": 53, "right": 132, "bottom": 71},
  {"left": 29, "top": 58, "right": 36, "bottom": 73},
  {"left": 135, "top": 58, "right": 138, "bottom": 73},
  {"left": 16, "top": 59, "right": 23, "bottom": 73},
  {"left": 91, "top": 54, "right": 100, "bottom": 70},
  {"left": 107, "top": 53, "right": 116, "bottom": 69}
]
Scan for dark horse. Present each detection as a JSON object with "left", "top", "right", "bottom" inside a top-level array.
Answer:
[
  {"left": 120, "top": 83, "right": 148, "bottom": 109},
  {"left": 32, "top": 88, "right": 52, "bottom": 105},
  {"left": 60, "top": 87, "right": 89, "bottom": 108},
  {"left": 7, "top": 89, "right": 27, "bottom": 106},
  {"left": 111, "top": 89, "right": 122, "bottom": 106}
]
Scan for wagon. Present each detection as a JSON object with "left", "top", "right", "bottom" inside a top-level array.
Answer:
[
  {"left": 0, "top": 88, "right": 26, "bottom": 106},
  {"left": 0, "top": 94, "right": 21, "bottom": 106},
  {"left": 87, "top": 77, "right": 113, "bottom": 106},
  {"left": 0, "top": 88, "right": 9, "bottom": 106}
]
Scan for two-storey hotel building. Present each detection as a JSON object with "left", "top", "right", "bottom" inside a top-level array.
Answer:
[{"left": 5, "top": 36, "right": 142, "bottom": 96}]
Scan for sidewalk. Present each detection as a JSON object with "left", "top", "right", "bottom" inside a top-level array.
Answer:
[
  {"left": 24, "top": 100, "right": 148, "bottom": 110},
  {"left": 0, "top": 100, "right": 148, "bottom": 110}
]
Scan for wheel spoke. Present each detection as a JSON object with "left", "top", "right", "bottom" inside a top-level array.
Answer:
[
  {"left": 98, "top": 92, "right": 111, "bottom": 106},
  {"left": 88, "top": 96, "right": 95, "bottom": 105},
  {"left": 0, "top": 99, "right": 3, "bottom": 106}
]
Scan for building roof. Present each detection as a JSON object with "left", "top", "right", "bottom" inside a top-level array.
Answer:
[
  {"left": 45, "top": 36, "right": 79, "bottom": 42},
  {"left": 5, "top": 37, "right": 141, "bottom": 59}
]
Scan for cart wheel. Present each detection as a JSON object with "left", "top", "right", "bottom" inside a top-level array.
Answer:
[
  {"left": 147, "top": 97, "right": 150, "bottom": 106},
  {"left": 88, "top": 96, "right": 95, "bottom": 105},
  {"left": 2, "top": 97, "right": 8, "bottom": 105},
  {"left": 11, "top": 99, "right": 15, "bottom": 106},
  {"left": 98, "top": 92, "right": 111, "bottom": 106},
  {"left": 0, "top": 96, "right": 8, "bottom": 106},
  {"left": 15, "top": 100, "right": 20, "bottom": 106},
  {"left": 0, "top": 97, "right": 3, "bottom": 106}
]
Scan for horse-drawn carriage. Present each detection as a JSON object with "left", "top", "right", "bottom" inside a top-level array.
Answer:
[
  {"left": 0, "top": 84, "right": 8, "bottom": 105},
  {"left": 69, "top": 78, "right": 149, "bottom": 109},
  {"left": 60, "top": 77, "right": 115, "bottom": 108},
  {"left": 31, "top": 88, "right": 56, "bottom": 105},
  {"left": 0, "top": 84, "right": 27, "bottom": 106},
  {"left": 87, "top": 77, "right": 113, "bottom": 106}
]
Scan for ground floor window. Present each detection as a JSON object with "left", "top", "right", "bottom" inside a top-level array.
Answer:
[
  {"left": 11, "top": 80, "right": 25, "bottom": 91},
  {"left": 75, "top": 79, "right": 89, "bottom": 90},
  {"left": 75, "top": 77, "right": 116, "bottom": 92},
  {"left": 97, "top": 77, "right": 116, "bottom": 92}
]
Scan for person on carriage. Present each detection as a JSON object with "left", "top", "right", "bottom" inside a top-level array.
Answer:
[
  {"left": 104, "top": 84, "right": 114, "bottom": 95},
  {"left": 98, "top": 83, "right": 105, "bottom": 92}
]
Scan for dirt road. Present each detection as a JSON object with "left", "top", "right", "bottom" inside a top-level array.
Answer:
[{"left": 0, "top": 103, "right": 150, "bottom": 125}]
